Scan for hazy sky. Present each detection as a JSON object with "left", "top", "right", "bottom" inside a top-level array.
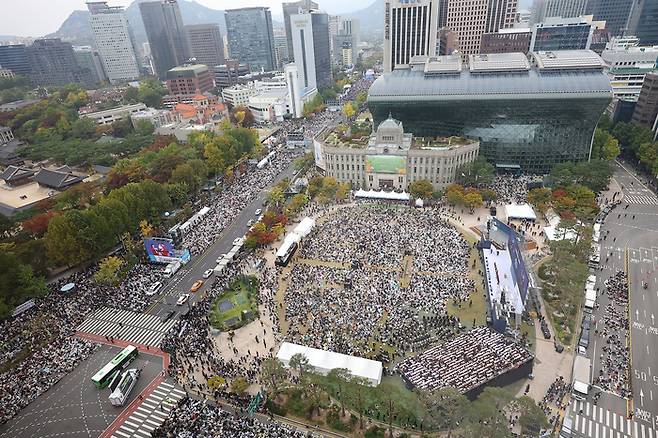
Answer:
[{"left": 0, "top": 0, "right": 364, "bottom": 38}]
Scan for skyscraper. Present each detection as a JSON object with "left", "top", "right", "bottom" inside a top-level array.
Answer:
[
  {"left": 139, "top": 0, "right": 190, "bottom": 79},
  {"left": 585, "top": 0, "right": 635, "bottom": 36},
  {"left": 445, "top": 0, "right": 518, "bottom": 56},
  {"left": 530, "top": 16, "right": 595, "bottom": 51},
  {"left": 0, "top": 44, "right": 31, "bottom": 77},
  {"left": 73, "top": 46, "right": 107, "bottom": 84},
  {"left": 383, "top": 0, "right": 439, "bottom": 72},
  {"left": 26, "top": 39, "right": 94, "bottom": 87},
  {"left": 225, "top": 7, "right": 277, "bottom": 72},
  {"left": 283, "top": 0, "right": 319, "bottom": 63},
  {"left": 87, "top": 1, "right": 140, "bottom": 84},
  {"left": 531, "top": 0, "right": 588, "bottom": 23},
  {"left": 628, "top": 0, "right": 658, "bottom": 45},
  {"left": 290, "top": 11, "right": 333, "bottom": 90},
  {"left": 185, "top": 24, "right": 225, "bottom": 68}
]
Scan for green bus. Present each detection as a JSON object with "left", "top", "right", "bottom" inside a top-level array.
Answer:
[{"left": 92, "top": 345, "right": 138, "bottom": 389}]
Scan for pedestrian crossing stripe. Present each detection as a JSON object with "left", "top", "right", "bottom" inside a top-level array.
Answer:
[
  {"left": 77, "top": 307, "right": 177, "bottom": 348},
  {"left": 570, "top": 400, "right": 656, "bottom": 438},
  {"left": 112, "top": 380, "right": 186, "bottom": 438},
  {"left": 625, "top": 194, "right": 658, "bottom": 205}
]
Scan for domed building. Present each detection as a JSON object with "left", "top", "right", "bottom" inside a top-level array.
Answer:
[{"left": 315, "top": 115, "right": 480, "bottom": 191}]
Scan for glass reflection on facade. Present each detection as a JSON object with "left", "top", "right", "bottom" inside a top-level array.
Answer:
[{"left": 368, "top": 67, "right": 612, "bottom": 172}]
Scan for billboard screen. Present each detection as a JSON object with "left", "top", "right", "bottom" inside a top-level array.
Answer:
[{"left": 144, "top": 238, "right": 175, "bottom": 263}]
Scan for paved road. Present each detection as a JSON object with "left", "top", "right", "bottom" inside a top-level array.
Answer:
[
  {"left": 0, "top": 345, "right": 162, "bottom": 438},
  {"left": 145, "top": 157, "right": 299, "bottom": 320}
]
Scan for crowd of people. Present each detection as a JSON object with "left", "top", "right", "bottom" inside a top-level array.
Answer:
[
  {"left": 282, "top": 205, "right": 473, "bottom": 358},
  {"left": 595, "top": 270, "right": 630, "bottom": 397},
  {"left": 539, "top": 376, "right": 571, "bottom": 434},
  {"left": 152, "top": 397, "right": 319, "bottom": 438},
  {"left": 491, "top": 174, "right": 544, "bottom": 205}
]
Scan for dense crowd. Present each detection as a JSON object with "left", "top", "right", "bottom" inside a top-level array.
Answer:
[
  {"left": 539, "top": 376, "right": 571, "bottom": 433},
  {"left": 284, "top": 205, "right": 473, "bottom": 358},
  {"left": 491, "top": 174, "right": 544, "bottom": 205},
  {"left": 595, "top": 270, "right": 630, "bottom": 397},
  {"left": 152, "top": 397, "right": 319, "bottom": 438}
]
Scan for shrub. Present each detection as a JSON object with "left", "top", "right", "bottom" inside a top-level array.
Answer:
[{"left": 265, "top": 399, "right": 287, "bottom": 416}]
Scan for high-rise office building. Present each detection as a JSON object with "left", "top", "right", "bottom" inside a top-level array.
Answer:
[
  {"left": 383, "top": 0, "right": 439, "bottom": 72},
  {"left": 445, "top": 0, "right": 518, "bottom": 56},
  {"left": 530, "top": 16, "right": 596, "bottom": 51},
  {"left": 26, "top": 39, "right": 94, "bottom": 87},
  {"left": 628, "top": 0, "right": 658, "bottom": 46},
  {"left": 225, "top": 7, "right": 277, "bottom": 72},
  {"left": 0, "top": 44, "right": 31, "bottom": 77},
  {"left": 87, "top": 1, "right": 140, "bottom": 84},
  {"left": 139, "top": 0, "right": 190, "bottom": 79},
  {"left": 481, "top": 29, "right": 532, "bottom": 54},
  {"left": 328, "top": 15, "right": 342, "bottom": 56},
  {"left": 290, "top": 11, "right": 332, "bottom": 91},
  {"left": 632, "top": 72, "right": 658, "bottom": 131},
  {"left": 585, "top": 0, "right": 635, "bottom": 36},
  {"left": 283, "top": 0, "right": 319, "bottom": 63},
  {"left": 531, "top": 0, "right": 588, "bottom": 23},
  {"left": 166, "top": 64, "right": 214, "bottom": 96},
  {"left": 73, "top": 46, "right": 107, "bottom": 84},
  {"left": 185, "top": 24, "right": 225, "bottom": 68},
  {"left": 274, "top": 34, "right": 290, "bottom": 68}
]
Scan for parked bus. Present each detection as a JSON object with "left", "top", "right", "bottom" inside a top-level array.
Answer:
[
  {"left": 108, "top": 368, "right": 140, "bottom": 406},
  {"left": 275, "top": 240, "right": 298, "bottom": 266},
  {"left": 91, "top": 345, "right": 138, "bottom": 389}
]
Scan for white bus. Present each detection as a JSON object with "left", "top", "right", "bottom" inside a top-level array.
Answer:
[{"left": 108, "top": 368, "right": 140, "bottom": 406}]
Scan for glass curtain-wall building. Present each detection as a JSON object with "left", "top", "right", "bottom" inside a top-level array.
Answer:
[{"left": 367, "top": 52, "right": 612, "bottom": 172}]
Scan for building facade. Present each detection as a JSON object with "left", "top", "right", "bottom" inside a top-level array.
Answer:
[
  {"left": 81, "top": 103, "right": 147, "bottom": 125},
  {"left": 585, "top": 0, "right": 634, "bottom": 36},
  {"left": 632, "top": 72, "right": 658, "bottom": 131},
  {"left": 139, "top": 0, "right": 190, "bottom": 79},
  {"left": 225, "top": 7, "right": 277, "bottom": 72},
  {"left": 165, "top": 64, "right": 214, "bottom": 96},
  {"left": 87, "top": 1, "right": 140, "bottom": 84},
  {"left": 532, "top": 0, "right": 588, "bottom": 23},
  {"left": 0, "top": 44, "right": 31, "bottom": 77},
  {"left": 601, "top": 44, "right": 658, "bottom": 102},
  {"left": 367, "top": 51, "right": 612, "bottom": 172},
  {"left": 0, "top": 68, "right": 15, "bottom": 79},
  {"left": 283, "top": 0, "right": 319, "bottom": 64},
  {"left": 130, "top": 108, "right": 179, "bottom": 128},
  {"left": 627, "top": 0, "right": 658, "bottom": 46},
  {"left": 185, "top": 24, "right": 225, "bottom": 68},
  {"left": 73, "top": 46, "right": 107, "bottom": 84},
  {"left": 318, "top": 116, "right": 480, "bottom": 191},
  {"left": 481, "top": 28, "right": 532, "bottom": 54},
  {"left": 530, "top": 16, "right": 595, "bottom": 51},
  {"left": 213, "top": 60, "right": 250, "bottom": 89},
  {"left": 290, "top": 11, "right": 332, "bottom": 90},
  {"left": 383, "top": 0, "right": 439, "bottom": 72},
  {"left": 445, "top": 0, "right": 518, "bottom": 56},
  {"left": 26, "top": 39, "right": 94, "bottom": 87}
]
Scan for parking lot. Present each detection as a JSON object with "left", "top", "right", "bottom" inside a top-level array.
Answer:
[{"left": 0, "top": 344, "right": 162, "bottom": 438}]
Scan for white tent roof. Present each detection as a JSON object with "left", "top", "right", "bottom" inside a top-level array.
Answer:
[
  {"left": 505, "top": 203, "right": 537, "bottom": 220},
  {"left": 276, "top": 342, "right": 383, "bottom": 386},
  {"left": 294, "top": 217, "right": 315, "bottom": 238},
  {"left": 354, "top": 189, "right": 410, "bottom": 201}
]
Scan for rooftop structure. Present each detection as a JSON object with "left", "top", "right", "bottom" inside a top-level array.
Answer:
[
  {"left": 368, "top": 51, "right": 612, "bottom": 172},
  {"left": 469, "top": 52, "right": 530, "bottom": 72}
]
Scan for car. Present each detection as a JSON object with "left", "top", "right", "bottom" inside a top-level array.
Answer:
[
  {"left": 190, "top": 280, "right": 204, "bottom": 293},
  {"left": 146, "top": 281, "right": 163, "bottom": 296},
  {"left": 255, "top": 209, "right": 262, "bottom": 216},
  {"left": 233, "top": 237, "right": 243, "bottom": 246},
  {"left": 160, "top": 310, "right": 175, "bottom": 322},
  {"left": 203, "top": 269, "right": 213, "bottom": 279},
  {"left": 176, "top": 294, "right": 190, "bottom": 306},
  {"left": 247, "top": 219, "right": 255, "bottom": 227},
  {"left": 216, "top": 254, "right": 226, "bottom": 264}
]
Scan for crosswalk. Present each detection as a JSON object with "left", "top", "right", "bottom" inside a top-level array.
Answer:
[
  {"left": 76, "top": 307, "right": 177, "bottom": 347},
  {"left": 112, "top": 380, "right": 186, "bottom": 438},
  {"left": 570, "top": 400, "right": 656, "bottom": 438},
  {"left": 624, "top": 194, "right": 658, "bottom": 205}
]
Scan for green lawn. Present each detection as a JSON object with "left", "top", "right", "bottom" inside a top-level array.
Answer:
[{"left": 209, "top": 276, "right": 259, "bottom": 331}]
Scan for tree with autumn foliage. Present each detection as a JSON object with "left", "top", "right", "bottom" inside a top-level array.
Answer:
[{"left": 22, "top": 211, "right": 60, "bottom": 237}]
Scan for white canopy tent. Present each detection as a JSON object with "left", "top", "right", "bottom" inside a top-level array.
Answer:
[
  {"left": 354, "top": 189, "right": 410, "bottom": 201},
  {"left": 293, "top": 217, "right": 315, "bottom": 238},
  {"left": 505, "top": 203, "right": 537, "bottom": 221},
  {"left": 276, "top": 342, "right": 383, "bottom": 386}
]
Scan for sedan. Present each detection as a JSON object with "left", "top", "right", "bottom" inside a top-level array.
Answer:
[
  {"left": 176, "top": 294, "right": 190, "bottom": 306},
  {"left": 190, "top": 280, "right": 204, "bottom": 293},
  {"left": 203, "top": 269, "right": 213, "bottom": 279},
  {"left": 255, "top": 209, "right": 262, "bottom": 216}
]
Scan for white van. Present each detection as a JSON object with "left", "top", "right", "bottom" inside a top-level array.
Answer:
[{"left": 146, "top": 281, "right": 163, "bottom": 296}]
